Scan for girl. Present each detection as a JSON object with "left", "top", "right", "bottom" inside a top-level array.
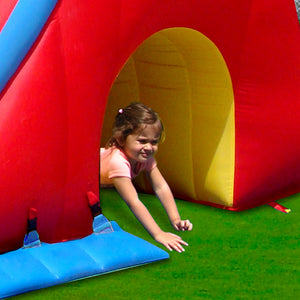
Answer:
[{"left": 100, "top": 103, "right": 192, "bottom": 252}]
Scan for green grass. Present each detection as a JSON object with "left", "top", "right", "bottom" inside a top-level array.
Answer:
[{"left": 12, "top": 190, "right": 299, "bottom": 299}]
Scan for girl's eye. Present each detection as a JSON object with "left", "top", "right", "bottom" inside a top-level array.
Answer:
[
  {"left": 138, "top": 140, "right": 148, "bottom": 144},
  {"left": 138, "top": 139, "right": 158, "bottom": 145}
]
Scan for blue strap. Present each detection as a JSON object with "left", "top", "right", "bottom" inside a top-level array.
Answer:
[
  {"left": 93, "top": 214, "right": 114, "bottom": 234},
  {"left": 23, "top": 230, "right": 41, "bottom": 248}
]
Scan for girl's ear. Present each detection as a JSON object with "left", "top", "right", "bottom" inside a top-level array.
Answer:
[{"left": 116, "top": 135, "right": 125, "bottom": 147}]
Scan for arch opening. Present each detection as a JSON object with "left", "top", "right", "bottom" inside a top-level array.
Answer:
[{"left": 101, "top": 27, "right": 235, "bottom": 207}]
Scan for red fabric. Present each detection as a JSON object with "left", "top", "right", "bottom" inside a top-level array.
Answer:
[
  {"left": 268, "top": 201, "right": 291, "bottom": 213},
  {"left": 87, "top": 191, "right": 99, "bottom": 207},
  {"left": 233, "top": 0, "right": 300, "bottom": 209},
  {"left": 0, "top": 0, "right": 18, "bottom": 31},
  {"left": 28, "top": 208, "right": 38, "bottom": 221}
]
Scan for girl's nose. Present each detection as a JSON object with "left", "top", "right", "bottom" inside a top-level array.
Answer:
[{"left": 144, "top": 143, "right": 153, "bottom": 151}]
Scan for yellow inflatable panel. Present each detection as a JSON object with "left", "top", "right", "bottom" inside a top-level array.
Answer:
[{"left": 102, "top": 28, "right": 235, "bottom": 207}]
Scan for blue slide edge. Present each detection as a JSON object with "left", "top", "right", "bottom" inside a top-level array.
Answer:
[
  {"left": 0, "top": 0, "right": 58, "bottom": 93},
  {"left": 0, "top": 221, "right": 169, "bottom": 298}
]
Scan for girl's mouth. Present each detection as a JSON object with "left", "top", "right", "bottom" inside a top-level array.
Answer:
[{"left": 141, "top": 152, "right": 151, "bottom": 158}]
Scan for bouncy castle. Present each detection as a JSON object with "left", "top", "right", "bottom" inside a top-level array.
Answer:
[{"left": 0, "top": 0, "right": 300, "bottom": 296}]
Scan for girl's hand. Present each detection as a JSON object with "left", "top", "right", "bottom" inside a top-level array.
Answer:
[
  {"left": 154, "top": 231, "right": 188, "bottom": 253},
  {"left": 172, "top": 219, "right": 193, "bottom": 231}
]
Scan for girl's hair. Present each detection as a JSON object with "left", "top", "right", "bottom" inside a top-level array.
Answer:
[{"left": 106, "top": 102, "right": 164, "bottom": 148}]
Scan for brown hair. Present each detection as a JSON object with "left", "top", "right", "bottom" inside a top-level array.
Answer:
[{"left": 106, "top": 102, "right": 164, "bottom": 148}]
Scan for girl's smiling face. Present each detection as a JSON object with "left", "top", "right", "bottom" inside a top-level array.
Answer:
[{"left": 121, "top": 124, "right": 161, "bottom": 164}]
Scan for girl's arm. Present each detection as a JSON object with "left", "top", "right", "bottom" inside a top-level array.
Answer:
[
  {"left": 148, "top": 166, "right": 193, "bottom": 231},
  {"left": 112, "top": 176, "right": 188, "bottom": 252}
]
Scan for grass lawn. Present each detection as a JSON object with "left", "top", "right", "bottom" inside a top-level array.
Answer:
[{"left": 13, "top": 189, "right": 299, "bottom": 299}]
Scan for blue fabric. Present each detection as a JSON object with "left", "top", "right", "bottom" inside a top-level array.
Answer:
[
  {"left": 0, "top": 0, "right": 58, "bottom": 92},
  {"left": 0, "top": 222, "right": 169, "bottom": 299}
]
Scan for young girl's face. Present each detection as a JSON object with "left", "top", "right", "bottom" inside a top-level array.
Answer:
[{"left": 122, "top": 124, "right": 161, "bottom": 164}]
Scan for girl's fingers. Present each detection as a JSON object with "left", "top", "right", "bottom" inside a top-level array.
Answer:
[
  {"left": 181, "top": 220, "right": 193, "bottom": 231},
  {"left": 158, "top": 231, "right": 190, "bottom": 253},
  {"left": 169, "top": 236, "right": 189, "bottom": 252},
  {"left": 173, "top": 219, "right": 193, "bottom": 231}
]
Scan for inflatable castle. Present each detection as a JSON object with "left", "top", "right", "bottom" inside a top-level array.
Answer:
[{"left": 0, "top": 0, "right": 300, "bottom": 297}]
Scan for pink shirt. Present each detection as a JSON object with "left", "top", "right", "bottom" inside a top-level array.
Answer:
[{"left": 100, "top": 147, "right": 157, "bottom": 186}]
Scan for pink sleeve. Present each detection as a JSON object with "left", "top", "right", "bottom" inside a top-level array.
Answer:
[{"left": 108, "top": 151, "right": 131, "bottom": 179}]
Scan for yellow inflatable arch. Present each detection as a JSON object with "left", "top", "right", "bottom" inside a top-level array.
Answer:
[{"left": 101, "top": 28, "right": 235, "bottom": 208}]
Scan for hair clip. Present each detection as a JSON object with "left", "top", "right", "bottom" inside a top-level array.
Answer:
[{"left": 118, "top": 108, "right": 123, "bottom": 114}]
